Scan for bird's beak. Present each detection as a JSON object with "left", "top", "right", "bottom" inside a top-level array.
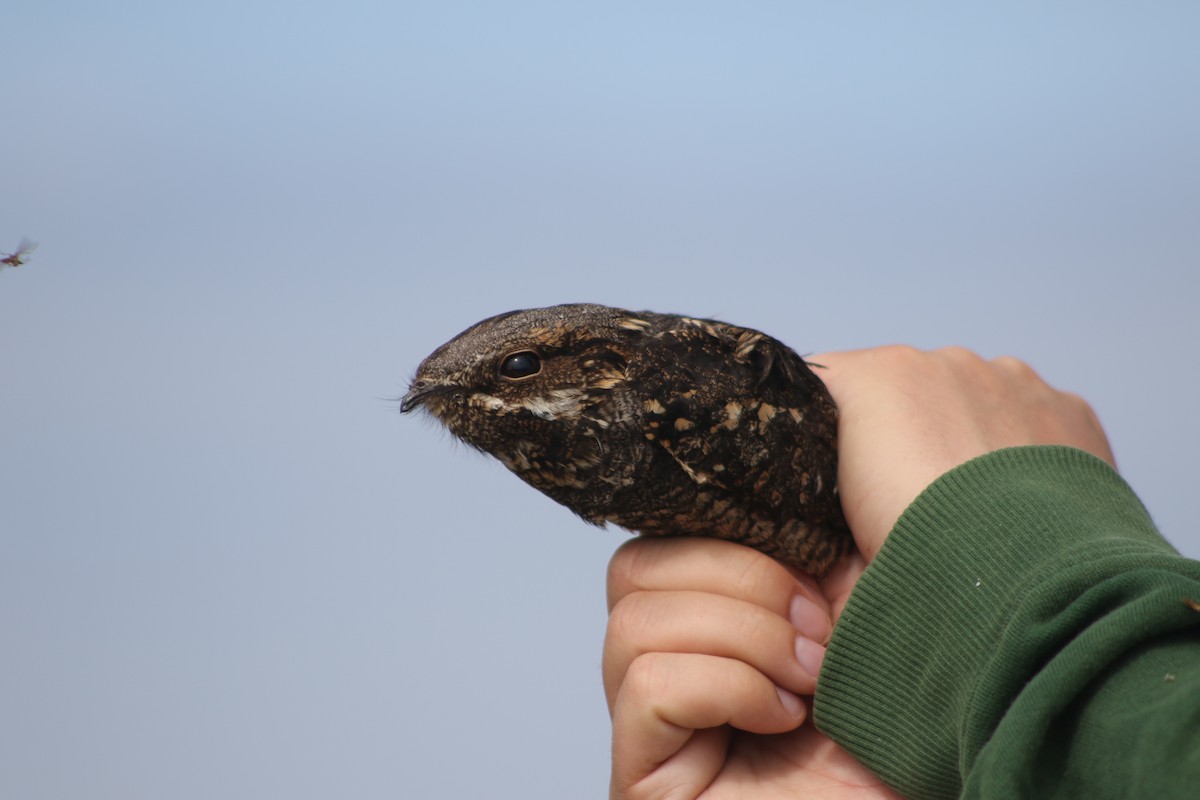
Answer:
[
  {"left": 400, "top": 381, "right": 437, "bottom": 413},
  {"left": 400, "top": 388, "right": 426, "bottom": 414}
]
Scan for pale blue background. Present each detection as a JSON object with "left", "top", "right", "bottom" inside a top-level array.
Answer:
[{"left": 2, "top": 3, "right": 1197, "bottom": 798}]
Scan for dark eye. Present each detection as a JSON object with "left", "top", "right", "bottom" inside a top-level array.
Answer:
[{"left": 499, "top": 351, "right": 541, "bottom": 379}]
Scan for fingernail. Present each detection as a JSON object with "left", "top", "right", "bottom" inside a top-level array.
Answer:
[
  {"left": 776, "top": 686, "right": 805, "bottom": 718},
  {"left": 795, "top": 637, "right": 826, "bottom": 679},
  {"left": 789, "top": 594, "right": 830, "bottom": 643}
]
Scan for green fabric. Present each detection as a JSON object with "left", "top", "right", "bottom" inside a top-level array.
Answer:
[{"left": 814, "top": 446, "right": 1200, "bottom": 799}]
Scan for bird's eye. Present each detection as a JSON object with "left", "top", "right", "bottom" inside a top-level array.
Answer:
[{"left": 499, "top": 351, "right": 541, "bottom": 379}]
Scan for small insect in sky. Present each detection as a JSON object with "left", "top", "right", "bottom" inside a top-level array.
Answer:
[{"left": 1, "top": 238, "right": 37, "bottom": 269}]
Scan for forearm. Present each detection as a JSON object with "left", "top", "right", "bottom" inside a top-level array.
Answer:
[{"left": 815, "top": 446, "right": 1200, "bottom": 799}]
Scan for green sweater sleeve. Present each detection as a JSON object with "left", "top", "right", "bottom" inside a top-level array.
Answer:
[{"left": 813, "top": 446, "right": 1200, "bottom": 799}]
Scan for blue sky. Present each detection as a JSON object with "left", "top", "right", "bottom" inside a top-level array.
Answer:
[{"left": 3, "top": 3, "right": 1198, "bottom": 798}]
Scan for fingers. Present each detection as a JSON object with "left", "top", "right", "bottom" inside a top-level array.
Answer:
[
  {"left": 604, "top": 589, "right": 822, "bottom": 709},
  {"left": 605, "top": 537, "right": 831, "bottom": 798},
  {"left": 607, "top": 535, "right": 828, "bottom": 622},
  {"left": 610, "top": 653, "right": 806, "bottom": 799},
  {"left": 605, "top": 539, "right": 830, "bottom": 709}
]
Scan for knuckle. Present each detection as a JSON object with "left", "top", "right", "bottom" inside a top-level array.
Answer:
[
  {"left": 937, "top": 345, "right": 983, "bottom": 365},
  {"left": 622, "top": 652, "right": 673, "bottom": 702},
  {"left": 991, "top": 354, "right": 1039, "bottom": 380},
  {"left": 732, "top": 606, "right": 772, "bottom": 646},
  {"left": 606, "top": 540, "right": 641, "bottom": 602},
  {"left": 606, "top": 539, "right": 659, "bottom": 608},
  {"left": 876, "top": 343, "right": 923, "bottom": 364},
  {"left": 605, "top": 592, "right": 654, "bottom": 645},
  {"left": 1064, "top": 391, "right": 1101, "bottom": 424},
  {"left": 725, "top": 545, "right": 784, "bottom": 599}
]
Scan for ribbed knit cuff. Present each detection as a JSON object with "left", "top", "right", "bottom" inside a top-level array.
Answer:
[{"left": 812, "top": 446, "right": 1170, "bottom": 799}]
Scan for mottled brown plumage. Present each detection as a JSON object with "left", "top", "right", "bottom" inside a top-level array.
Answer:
[{"left": 401, "top": 303, "right": 850, "bottom": 575}]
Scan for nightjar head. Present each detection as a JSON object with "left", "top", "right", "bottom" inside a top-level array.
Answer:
[
  {"left": 401, "top": 304, "right": 643, "bottom": 502},
  {"left": 402, "top": 303, "right": 851, "bottom": 575}
]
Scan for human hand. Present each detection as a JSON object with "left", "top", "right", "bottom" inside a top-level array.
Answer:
[
  {"left": 603, "top": 346, "right": 1113, "bottom": 798},
  {"left": 813, "top": 346, "right": 1115, "bottom": 561},
  {"left": 604, "top": 536, "right": 900, "bottom": 800}
]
